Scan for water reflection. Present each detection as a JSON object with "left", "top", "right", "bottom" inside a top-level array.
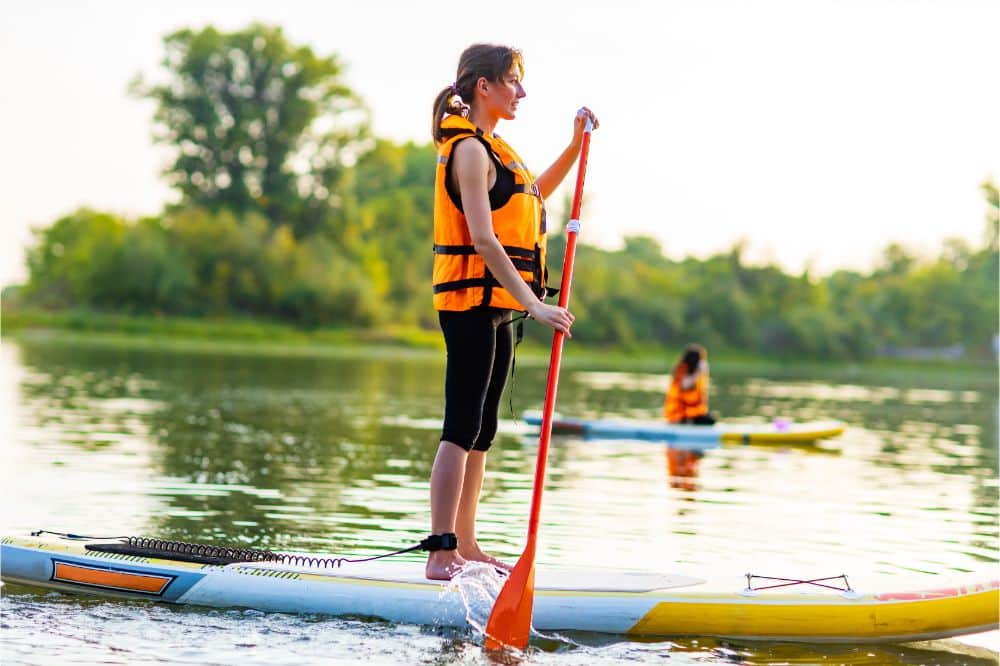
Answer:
[{"left": 666, "top": 448, "right": 703, "bottom": 492}]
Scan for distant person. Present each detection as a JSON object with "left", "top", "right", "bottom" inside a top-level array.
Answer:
[
  {"left": 664, "top": 344, "right": 717, "bottom": 425},
  {"left": 425, "top": 43, "right": 599, "bottom": 580}
]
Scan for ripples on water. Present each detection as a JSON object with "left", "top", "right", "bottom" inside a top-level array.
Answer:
[
  {"left": 1, "top": 339, "right": 997, "bottom": 664},
  {"left": 4, "top": 587, "right": 997, "bottom": 665}
]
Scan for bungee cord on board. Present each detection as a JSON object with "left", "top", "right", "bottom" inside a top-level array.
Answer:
[{"left": 31, "top": 529, "right": 458, "bottom": 569}]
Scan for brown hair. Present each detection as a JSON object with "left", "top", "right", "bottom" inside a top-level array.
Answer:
[{"left": 430, "top": 44, "right": 524, "bottom": 144}]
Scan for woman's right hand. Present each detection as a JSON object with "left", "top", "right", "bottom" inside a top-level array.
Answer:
[{"left": 528, "top": 302, "right": 575, "bottom": 337}]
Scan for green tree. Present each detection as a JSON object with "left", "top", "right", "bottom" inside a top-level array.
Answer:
[
  {"left": 352, "top": 139, "right": 437, "bottom": 325},
  {"left": 22, "top": 209, "right": 194, "bottom": 313},
  {"left": 132, "top": 23, "right": 370, "bottom": 237},
  {"left": 24, "top": 209, "right": 126, "bottom": 307}
]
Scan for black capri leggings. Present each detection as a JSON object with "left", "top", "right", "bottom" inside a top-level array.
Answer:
[{"left": 439, "top": 307, "right": 514, "bottom": 452}]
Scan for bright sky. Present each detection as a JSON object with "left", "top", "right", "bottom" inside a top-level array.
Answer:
[{"left": 2, "top": 0, "right": 998, "bottom": 289}]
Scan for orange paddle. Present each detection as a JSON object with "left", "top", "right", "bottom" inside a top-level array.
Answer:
[{"left": 484, "top": 114, "right": 594, "bottom": 651}]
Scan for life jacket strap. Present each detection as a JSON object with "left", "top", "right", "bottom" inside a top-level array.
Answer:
[
  {"left": 438, "top": 127, "right": 482, "bottom": 141},
  {"left": 432, "top": 268, "right": 543, "bottom": 295},
  {"left": 512, "top": 183, "right": 542, "bottom": 198},
  {"left": 433, "top": 244, "right": 476, "bottom": 255},
  {"left": 432, "top": 245, "right": 537, "bottom": 275},
  {"left": 433, "top": 244, "right": 535, "bottom": 259},
  {"left": 432, "top": 276, "right": 500, "bottom": 294}
]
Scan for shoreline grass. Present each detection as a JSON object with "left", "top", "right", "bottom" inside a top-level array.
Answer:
[{"left": 3, "top": 307, "right": 995, "bottom": 384}]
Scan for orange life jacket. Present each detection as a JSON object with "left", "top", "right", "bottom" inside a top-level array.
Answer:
[
  {"left": 664, "top": 370, "right": 709, "bottom": 423},
  {"left": 432, "top": 115, "right": 547, "bottom": 311}
]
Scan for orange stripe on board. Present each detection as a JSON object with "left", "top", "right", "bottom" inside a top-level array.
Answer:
[{"left": 53, "top": 561, "right": 172, "bottom": 595}]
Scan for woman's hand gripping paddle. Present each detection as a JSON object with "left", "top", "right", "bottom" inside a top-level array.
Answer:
[{"left": 484, "top": 114, "right": 594, "bottom": 651}]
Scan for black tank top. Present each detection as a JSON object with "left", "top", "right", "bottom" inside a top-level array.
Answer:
[{"left": 445, "top": 136, "right": 516, "bottom": 212}]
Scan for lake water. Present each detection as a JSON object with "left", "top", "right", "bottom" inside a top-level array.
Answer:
[{"left": 1, "top": 336, "right": 997, "bottom": 665}]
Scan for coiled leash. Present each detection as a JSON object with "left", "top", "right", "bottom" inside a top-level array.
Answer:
[{"left": 32, "top": 529, "right": 458, "bottom": 569}]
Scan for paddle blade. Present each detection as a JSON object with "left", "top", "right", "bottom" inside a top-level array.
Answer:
[{"left": 484, "top": 555, "right": 536, "bottom": 650}]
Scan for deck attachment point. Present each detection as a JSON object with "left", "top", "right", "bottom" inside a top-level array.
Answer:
[{"left": 744, "top": 572, "right": 853, "bottom": 593}]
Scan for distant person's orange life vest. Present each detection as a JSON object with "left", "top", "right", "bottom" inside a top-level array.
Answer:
[
  {"left": 432, "top": 115, "right": 547, "bottom": 312},
  {"left": 664, "top": 370, "right": 709, "bottom": 423}
]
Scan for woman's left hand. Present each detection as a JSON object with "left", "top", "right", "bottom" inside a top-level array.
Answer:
[{"left": 572, "top": 106, "right": 599, "bottom": 149}]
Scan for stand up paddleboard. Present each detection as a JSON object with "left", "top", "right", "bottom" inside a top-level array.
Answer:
[
  {"left": 2, "top": 533, "right": 995, "bottom": 643},
  {"left": 523, "top": 411, "right": 845, "bottom": 446}
]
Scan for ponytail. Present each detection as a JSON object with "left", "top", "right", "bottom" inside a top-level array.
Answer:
[{"left": 430, "top": 86, "right": 469, "bottom": 144}]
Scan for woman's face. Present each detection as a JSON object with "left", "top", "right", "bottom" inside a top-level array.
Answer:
[{"left": 484, "top": 66, "right": 526, "bottom": 120}]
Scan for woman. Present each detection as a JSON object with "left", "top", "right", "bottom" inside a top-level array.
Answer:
[
  {"left": 664, "top": 343, "right": 717, "bottom": 425},
  {"left": 426, "top": 44, "right": 598, "bottom": 580}
]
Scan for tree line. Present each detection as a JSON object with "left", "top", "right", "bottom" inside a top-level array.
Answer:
[{"left": 9, "top": 24, "right": 998, "bottom": 360}]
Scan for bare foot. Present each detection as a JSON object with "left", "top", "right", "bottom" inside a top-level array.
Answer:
[
  {"left": 426, "top": 550, "right": 467, "bottom": 580},
  {"left": 459, "top": 545, "right": 513, "bottom": 573}
]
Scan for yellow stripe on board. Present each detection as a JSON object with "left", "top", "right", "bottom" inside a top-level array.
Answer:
[
  {"left": 628, "top": 588, "right": 999, "bottom": 639},
  {"left": 719, "top": 425, "right": 845, "bottom": 444}
]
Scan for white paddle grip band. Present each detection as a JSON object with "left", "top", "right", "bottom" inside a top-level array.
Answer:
[{"left": 567, "top": 219, "right": 581, "bottom": 233}]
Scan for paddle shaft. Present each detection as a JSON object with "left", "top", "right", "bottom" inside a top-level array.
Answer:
[
  {"left": 525, "top": 123, "right": 591, "bottom": 539},
  {"left": 484, "top": 116, "right": 593, "bottom": 652}
]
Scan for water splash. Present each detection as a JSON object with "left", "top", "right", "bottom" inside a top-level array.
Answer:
[
  {"left": 443, "top": 562, "right": 581, "bottom": 651},
  {"left": 443, "top": 561, "right": 505, "bottom": 638}
]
